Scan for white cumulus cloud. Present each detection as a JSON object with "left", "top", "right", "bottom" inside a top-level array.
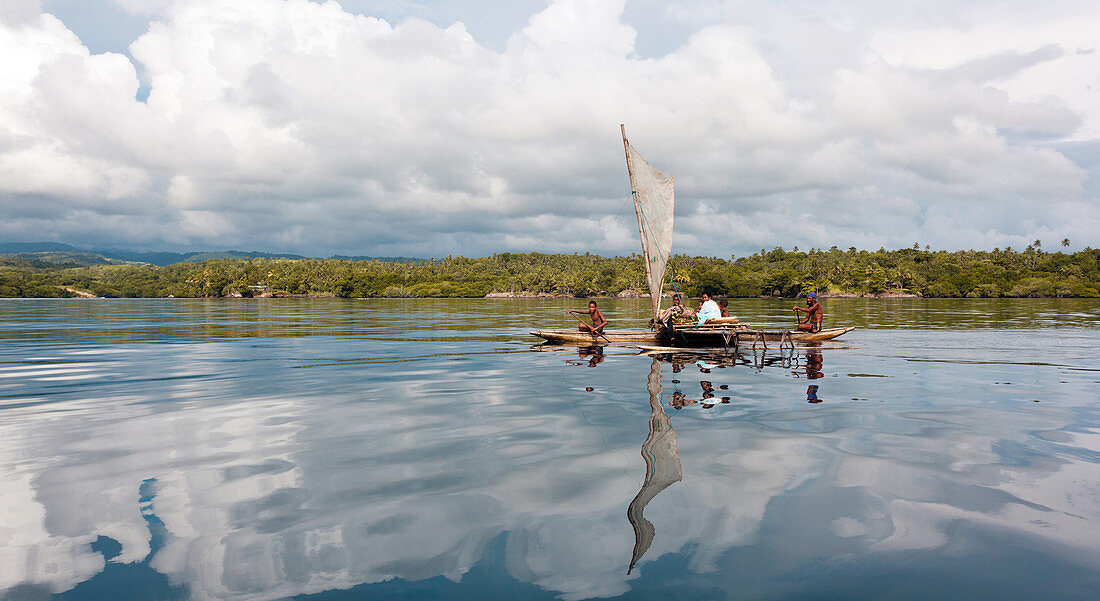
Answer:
[{"left": 0, "top": 0, "right": 1097, "bottom": 256}]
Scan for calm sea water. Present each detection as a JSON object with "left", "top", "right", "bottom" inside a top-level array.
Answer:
[{"left": 2, "top": 298, "right": 1099, "bottom": 601}]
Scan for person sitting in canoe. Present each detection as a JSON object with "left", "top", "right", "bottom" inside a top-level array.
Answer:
[
  {"left": 718, "top": 299, "right": 730, "bottom": 318},
  {"left": 568, "top": 300, "right": 607, "bottom": 333},
  {"left": 696, "top": 292, "right": 721, "bottom": 325},
  {"left": 793, "top": 291, "right": 823, "bottom": 333},
  {"left": 655, "top": 293, "right": 695, "bottom": 329}
]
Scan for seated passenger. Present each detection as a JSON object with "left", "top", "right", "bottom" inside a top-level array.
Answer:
[
  {"left": 712, "top": 299, "right": 740, "bottom": 324},
  {"left": 697, "top": 292, "right": 721, "bottom": 325},
  {"left": 655, "top": 294, "right": 695, "bottom": 328}
]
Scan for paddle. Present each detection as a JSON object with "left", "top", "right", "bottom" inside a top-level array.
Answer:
[{"left": 567, "top": 311, "right": 611, "bottom": 344}]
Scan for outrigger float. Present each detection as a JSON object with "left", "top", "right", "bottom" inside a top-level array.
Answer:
[
  {"left": 529, "top": 329, "right": 665, "bottom": 345},
  {"left": 530, "top": 125, "right": 854, "bottom": 348}
]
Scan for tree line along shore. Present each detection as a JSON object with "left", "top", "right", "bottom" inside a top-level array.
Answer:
[{"left": 1, "top": 246, "right": 1098, "bottom": 299}]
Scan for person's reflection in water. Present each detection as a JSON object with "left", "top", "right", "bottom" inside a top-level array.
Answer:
[
  {"left": 583, "top": 346, "right": 605, "bottom": 367},
  {"left": 806, "top": 347, "right": 823, "bottom": 379},
  {"left": 805, "top": 346, "right": 824, "bottom": 403},
  {"left": 566, "top": 345, "right": 605, "bottom": 367},
  {"left": 669, "top": 389, "right": 695, "bottom": 410},
  {"left": 807, "top": 384, "right": 821, "bottom": 403},
  {"left": 700, "top": 381, "right": 715, "bottom": 399},
  {"left": 627, "top": 358, "right": 682, "bottom": 574},
  {"left": 700, "top": 381, "right": 717, "bottom": 407}
]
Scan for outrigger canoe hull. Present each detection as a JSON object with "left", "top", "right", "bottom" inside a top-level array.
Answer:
[
  {"left": 671, "top": 326, "right": 854, "bottom": 345},
  {"left": 530, "top": 329, "right": 666, "bottom": 345}
]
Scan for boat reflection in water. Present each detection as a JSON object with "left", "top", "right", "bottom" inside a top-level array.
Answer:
[
  {"left": 626, "top": 358, "right": 682, "bottom": 574},
  {"left": 642, "top": 346, "right": 800, "bottom": 372},
  {"left": 641, "top": 345, "right": 811, "bottom": 407},
  {"left": 624, "top": 346, "right": 820, "bottom": 572},
  {"left": 623, "top": 345, "right": 819, "bottom": 570}
]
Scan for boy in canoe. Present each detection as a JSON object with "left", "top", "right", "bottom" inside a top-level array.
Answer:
[
  {"left": 568, "top": 300, "right": 607, "bottom": 333},
  {"left": 793, "top": 291, "right": 822, "bottom": 333}
]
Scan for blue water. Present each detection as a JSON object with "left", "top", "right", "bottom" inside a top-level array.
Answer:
[{"left": 1, "top": 298, "right": 1099, "bottom": 601}]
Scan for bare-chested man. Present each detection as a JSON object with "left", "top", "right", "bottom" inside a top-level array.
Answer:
[
  {"left": 793, "top": 291, "right": 822, "bottom": 333},
  {"left": 568, "top": 300, "right": 607, "bottom": 333}
]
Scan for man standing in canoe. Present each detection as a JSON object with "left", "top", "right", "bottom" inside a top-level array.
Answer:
[
  {"left": 568, "top": 300, "right": 607, "bottom": 333},
  {"left": 793, "top": 291, "right": 823, "bottom": 333}
]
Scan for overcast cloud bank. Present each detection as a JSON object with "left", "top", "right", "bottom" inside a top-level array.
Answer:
[{"left": 1, "top": 0, "right": 1098, "bottom": 257}]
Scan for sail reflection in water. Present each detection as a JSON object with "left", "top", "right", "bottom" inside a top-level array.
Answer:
[{"left": 626, "top": 358, "right": 681, "bottom": 574}]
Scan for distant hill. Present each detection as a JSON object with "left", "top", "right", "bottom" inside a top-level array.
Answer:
[
  {"left": 86, "top": 249, "right": 203, "bottom": 265},
  {"left": 0, "top": 252, "right": 134, "bottom": 269},
  {"left": 1, "top": 242, "right": 422, "bottom": 266},
  {"left": 82, "top": 248, "right": 311, "bottom": 264},
  {"left": 183, "top": 250, "right": 310, "bottom": 263},
  {"left": 0, "top": 242, "right": 79, "bottom": 253},
  {"left": 14, "top": 252, "right": 135, "bottom": 266},
  {"left": 331, "top": 255, "right": 424, "bottom": 263}
]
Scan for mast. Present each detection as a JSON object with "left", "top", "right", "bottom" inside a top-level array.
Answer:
[{"left": 622, "top": 124, "right": 657, "bottom": 319}]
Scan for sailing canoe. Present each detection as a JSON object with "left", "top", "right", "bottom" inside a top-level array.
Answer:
[{"left": 530, "top": 329, "right": 666, "bottom": 345}]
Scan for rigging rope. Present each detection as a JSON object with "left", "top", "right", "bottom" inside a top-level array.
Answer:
[
  {"left": 590, "top": 195, "right": 635, "bottom": 256},
  {"left": 635, "top": 197, "right": 693, "bottom": 344}
]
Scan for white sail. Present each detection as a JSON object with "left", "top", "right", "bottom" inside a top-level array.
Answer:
[{"left": 622, "top": 128, "right": 674, "bottom": 320}]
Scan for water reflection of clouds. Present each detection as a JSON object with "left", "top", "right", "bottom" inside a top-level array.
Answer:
[{"left": 2, "top": 337, "right": 1100, "bottom": 600}]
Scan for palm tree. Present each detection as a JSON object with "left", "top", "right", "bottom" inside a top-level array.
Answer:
[{"left": 1062, "top": 238, "right": 1070, "bottom": 248}]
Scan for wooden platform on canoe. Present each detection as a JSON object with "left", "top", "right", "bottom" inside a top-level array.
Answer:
[
  {"left": 636, "top": 344, "right": 859, "bottom": 354},
  {"left": 669, "top": 326, "right": 854, "bottom": 345},
  {"left": 530, "top": 329, "right": 665, "bottom": 345}
]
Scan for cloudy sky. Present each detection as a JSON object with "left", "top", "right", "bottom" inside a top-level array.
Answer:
[{"left": 1, "top": 0, "right": 1098, "bottom": 258}]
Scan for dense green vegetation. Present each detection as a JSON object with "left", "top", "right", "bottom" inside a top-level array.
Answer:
[{"left": 2, "top": 246, "right": 1098, "bottom": 298}]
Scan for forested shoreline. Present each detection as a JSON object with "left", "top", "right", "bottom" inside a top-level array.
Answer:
[{"left": 1, "top": 246, "right": 1098, "bottom": 299}]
